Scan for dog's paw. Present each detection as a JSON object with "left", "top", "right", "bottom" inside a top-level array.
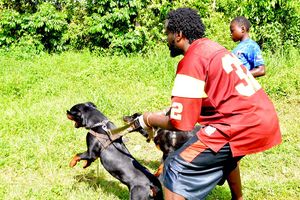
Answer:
[
  {"left": 69, "top": 155, "right": 81, "bottom": 167},
  {"left": 153, "top": 163, "right": 164, "bottom": 177},
  {"left": 82, "top": 160, "right": 91, "bottom": 169}
]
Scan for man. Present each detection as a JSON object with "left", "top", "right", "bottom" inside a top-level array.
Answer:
[{"left": 130, "top": 8, "right": 281, "bottom": 200}]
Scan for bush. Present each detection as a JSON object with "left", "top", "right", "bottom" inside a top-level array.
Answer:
[
  {"left": 0, "top": 0, "right": 299, "bottom": 54},
  {"left": 0, "top": 2, "right": 67, "bottom": 52},
  {"left": 216, "top": 0, "right": 300, "bottom": 51}
]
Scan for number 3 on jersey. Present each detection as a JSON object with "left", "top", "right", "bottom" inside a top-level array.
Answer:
[{"left": 222, "top": 54, "right": 261, "bottom": 97}]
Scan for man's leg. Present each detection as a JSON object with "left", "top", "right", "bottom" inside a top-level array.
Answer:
[
  {"left": 163, "top": 134, "right": 233, "bottom": 199},
  {"left": 164, "top": 167, "right": 243, "bottom": 200},
  {"left": 164, "top": 187, "right": 185, "bottom": 200},
  {"left": 227, "top": 164, "right": 243, "bottom": 200}
]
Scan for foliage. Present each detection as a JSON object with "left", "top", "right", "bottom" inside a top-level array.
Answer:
[
  {"left": 203, "top": 11, "right": 236, "bottom": 50},
  {"left": 0, "top": 0, "right": 67, "bottom": 13},
  {"left": 0, "top": 2, "right": 67, "bottom": 52},
  {"left": 0, "top": 0, "right": 299, "bottom": 53},
  {"left": 216, "top": 0, "right": 300, "bottom": 51}
]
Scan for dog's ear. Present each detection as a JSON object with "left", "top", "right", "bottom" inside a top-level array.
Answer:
[
  {"left": 85, "top": 102, "right": 97, "bottom": 109},
  {"left": 82, "top": 107, "right": 99, "bottom": 129}
]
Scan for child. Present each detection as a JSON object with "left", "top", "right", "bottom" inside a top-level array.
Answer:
[
  {"left": 230, "top": 16, "right": 266, "bottom": 77},
  {"left": 228, "top": 16, "right": 266, "bottom": 199}
]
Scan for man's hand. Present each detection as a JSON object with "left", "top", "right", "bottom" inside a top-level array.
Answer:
[
  {"left": 123, "top": 113, "right": 154, "bottom": 142},
  {"left": 129, "top": 115, "right": 148, "bottom": 132}
]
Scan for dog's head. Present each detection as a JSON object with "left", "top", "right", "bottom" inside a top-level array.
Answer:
[
  {"left": 67, "top": 102, "right": 107, "bottom": 129},
  {"left": 153, "top": 129, "right": 175, "bottom": 154},
  {"left": 123, "top": 113, "right": 141, "bottom": 124},
  {"left": 153, "top": 127, "right": 199, "bottom": 156}
]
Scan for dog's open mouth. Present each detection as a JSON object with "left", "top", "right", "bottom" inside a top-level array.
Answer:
[
  {"left": 67, "top": 113, "right": 74, "bottom": 120},
  {"left": 67, "top": 113, "right": 81, "bottom": 128}
]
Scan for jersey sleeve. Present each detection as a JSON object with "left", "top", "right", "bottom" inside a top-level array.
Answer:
[
  {"left": 169, "top": 56, "right": 207, "bottom": 131},
  {"left": 170, "top": 96, "right": 202, "bottom": 131}
]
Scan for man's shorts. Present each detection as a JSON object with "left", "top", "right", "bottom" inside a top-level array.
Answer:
[{"left": 163, "top": 134, "right": 241, "bottom": 200}]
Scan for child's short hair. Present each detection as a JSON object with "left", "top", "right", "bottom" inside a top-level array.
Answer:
[{"left": 231, "top": 16, "right": 251, "bottom": 31}]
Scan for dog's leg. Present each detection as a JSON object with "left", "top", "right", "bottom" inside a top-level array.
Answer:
[
  {"left": 153, "top": 163, "right": 164, "bottom": 177},
  {"left": 130, "top": 185, "right": 150, "bottom": 200},
  {"left": 69, "top": 154, "right": 81, "bottom": 167},
  {"left": 69, "top": 134, "right": 99, "bottom": 168},
  {"left": 69, "top": 152, "right": 96, "bottom": 168}
]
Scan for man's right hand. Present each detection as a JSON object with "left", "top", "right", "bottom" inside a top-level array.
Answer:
[{"left": 123, "top": 113, "right": 153, "bottom": 142}]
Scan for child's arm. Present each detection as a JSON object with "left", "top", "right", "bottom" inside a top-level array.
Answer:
[{"left": 250, "top": 65, "right": 265, "bottom": 77}]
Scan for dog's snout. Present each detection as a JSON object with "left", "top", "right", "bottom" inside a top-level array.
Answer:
[
  {"left": 67, "top": 110, "right": 75, "bottom": 116},
  {"left": 66, "top": 111, "right": 74, "bottom": 120},
  {"left": 123, "top": 116, "right": 132, "bottom": 123}
]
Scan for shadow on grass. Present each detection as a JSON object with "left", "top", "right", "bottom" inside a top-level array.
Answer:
[
  {"left": 74, "top": 170, "right": 129, "bottom": 199},
  {"left": 72, "top": 161, "right": 232, "bottom": 199}
]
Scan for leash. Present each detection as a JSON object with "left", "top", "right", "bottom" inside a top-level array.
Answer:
[{"left": 88, "top": 120, "right": 131, "bottom": 150}]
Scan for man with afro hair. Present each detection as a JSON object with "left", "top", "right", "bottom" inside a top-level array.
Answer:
[{"left": 129, "top": 8, "right": 281, "bottom": 200}]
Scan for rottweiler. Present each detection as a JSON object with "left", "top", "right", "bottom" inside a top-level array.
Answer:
[
  {"left": 123, "top": 113, "right": 201, "bottom": 178},
  {"left": 66, "top": 102, "right": 163, "bottom": 200}
]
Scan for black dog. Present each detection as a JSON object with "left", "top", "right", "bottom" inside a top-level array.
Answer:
[
  {"left": 67, "top": 102, "right": 163, "bottom": 200},
  {"left": 123, "top": 113, "right": 201, "bottom": 177},
  {"left": 152, "top": 127, "right": 200, "bottom": 177}
]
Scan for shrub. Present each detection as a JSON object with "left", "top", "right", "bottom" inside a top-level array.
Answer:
[
  {"left": 0, "top": 0, "right": 299, "bottom": 53},
  {"left": 217, "top": 0, "right": 300, "bottom": 51}
]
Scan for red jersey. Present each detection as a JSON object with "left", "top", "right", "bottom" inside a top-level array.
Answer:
[{"left": 169, "top": 38, "right": 281, "bottom": 157}]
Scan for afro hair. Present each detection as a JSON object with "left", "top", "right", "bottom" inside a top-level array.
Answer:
[{"left": 166, "top": 8, "right": 206, "bottom": 44}]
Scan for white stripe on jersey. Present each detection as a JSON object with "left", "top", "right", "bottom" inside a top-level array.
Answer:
[{"left": 171, "top": 74, "right": 207, "bottom": 98}]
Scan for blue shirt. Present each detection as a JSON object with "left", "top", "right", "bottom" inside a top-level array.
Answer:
[{"left": 232, "top": 38, "right": 264, "bottom": 70}]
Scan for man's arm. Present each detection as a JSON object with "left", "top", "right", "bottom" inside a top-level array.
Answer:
[{"left": 142, "top": 111, "right": 178, "bottom": 131}]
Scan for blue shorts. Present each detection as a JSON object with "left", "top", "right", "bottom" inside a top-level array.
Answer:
[{"left": 163, "top": 134, "right": 241, "bottom": 199}]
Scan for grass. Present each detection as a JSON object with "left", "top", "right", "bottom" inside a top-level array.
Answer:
[{"left": 0, "top": 46, "right": 299, "bottom": 200}]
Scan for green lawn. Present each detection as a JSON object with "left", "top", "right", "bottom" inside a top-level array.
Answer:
[{"left": 0, "top": 47, "right": 299, "bottom": 200}]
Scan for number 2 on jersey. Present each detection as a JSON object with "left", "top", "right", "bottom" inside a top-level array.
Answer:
[
  {"left": 222, "top": 54, "right": 261, "bottom": 97},
  {"left": 170, "top": 102, "right": 183, "bottom": 120}
]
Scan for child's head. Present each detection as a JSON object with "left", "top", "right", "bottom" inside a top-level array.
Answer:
[{"left": 230, "top": 16, "right": 251, "bottom": 42}]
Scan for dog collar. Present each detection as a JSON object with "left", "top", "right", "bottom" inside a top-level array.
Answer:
[{"left": 91, "top": 120, "right": 110, "bottom": 130}]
